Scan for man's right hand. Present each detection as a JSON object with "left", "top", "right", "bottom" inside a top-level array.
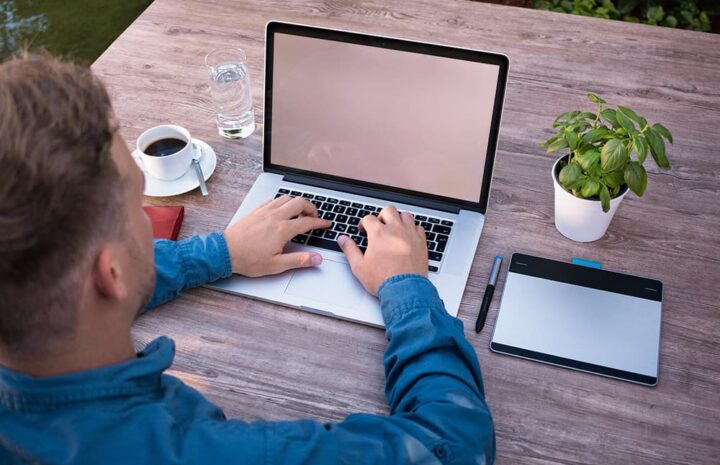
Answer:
[{"left": 337, "top": 206, "right": 428, "bottom": 295}]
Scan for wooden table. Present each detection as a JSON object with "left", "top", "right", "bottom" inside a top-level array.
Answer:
[{"left": 92, "top": 1, "right": 720, "bottom": 463}]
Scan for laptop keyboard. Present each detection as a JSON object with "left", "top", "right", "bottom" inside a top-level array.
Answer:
[{"left": 275, "top": 188, "right": 454, "bottom": 272}]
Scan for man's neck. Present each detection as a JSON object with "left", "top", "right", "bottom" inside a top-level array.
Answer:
[{"left": 0, "top": 331, "right": 135, "bottom": 378}]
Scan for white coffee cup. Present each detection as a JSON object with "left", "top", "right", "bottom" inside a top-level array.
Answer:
[{"left": 137, "top": 125, "right": 197, "bottom": 180}]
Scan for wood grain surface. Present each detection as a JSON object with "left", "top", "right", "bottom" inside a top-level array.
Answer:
[{"left": 91, "top": 1, "right": 720, "bottom": 464}]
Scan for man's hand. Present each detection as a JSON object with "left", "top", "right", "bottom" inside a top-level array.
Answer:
[
  {"left": 337, "top": 206, "right": 428, "bottom": 295},
  {"left": 224, "top": 195, "right": 331, "bottom": 277}
]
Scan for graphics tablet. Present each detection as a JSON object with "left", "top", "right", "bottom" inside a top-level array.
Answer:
[{"left": 490, "top": 253, "right": 663, "bottom": 386}]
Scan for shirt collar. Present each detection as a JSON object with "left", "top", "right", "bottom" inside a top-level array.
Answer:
[{"left": 0, "top": 336, "right": 174, "bottom": 411}]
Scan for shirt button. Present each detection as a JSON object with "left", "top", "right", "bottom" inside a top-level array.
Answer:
[{"left": 433, "top": 444, "right": 446, "bottom": 459}]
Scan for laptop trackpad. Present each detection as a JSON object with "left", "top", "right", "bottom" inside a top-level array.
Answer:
[{"left": 285, "top": 258, "right": 367, "bottom": 310}]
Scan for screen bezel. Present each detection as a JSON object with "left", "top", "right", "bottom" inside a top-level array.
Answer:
[{"left": 264, "top": 21, "right": 509, "bottom": 214}]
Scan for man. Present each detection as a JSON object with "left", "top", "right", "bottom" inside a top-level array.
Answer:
[{"left": 0, "top": 55, "right": 494, "bottom": 464}]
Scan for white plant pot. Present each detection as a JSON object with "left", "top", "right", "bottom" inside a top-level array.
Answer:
[{"left": 552, "top": 156, "right": 628, "bottom": 242}]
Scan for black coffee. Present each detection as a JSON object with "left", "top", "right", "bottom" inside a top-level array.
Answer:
[{"left": 144, "top": 138, "right": 187, "bottom": 157}]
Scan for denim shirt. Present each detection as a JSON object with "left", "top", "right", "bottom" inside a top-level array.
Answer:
[{"left": 0, "top": 233, "right": 495, "bottom": 464}]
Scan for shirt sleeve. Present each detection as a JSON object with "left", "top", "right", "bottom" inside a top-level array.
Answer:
[
  {"left": 144, "top": 232, "right": 232, "bottom": 311},
  {"left": 227, "top": 274, "right": 495, "bottom": 465}
]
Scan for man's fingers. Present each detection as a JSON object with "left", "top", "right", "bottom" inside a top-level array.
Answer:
[
  {"left": 289, "top": 216, "right": 332, "bottom": 236},
  {"left": 273, "top": 252, "right": 323, "bottom": 273},
  {"left": 359, "top": 214, "right": 381, "bottom": 234},
  {"left": 276, "top": 197, "right": 318, "bottom": 218},
  {"left": 400, "top": 211, "right": 415, "bottom": 227},
  {"left": 337, "top": 235, "right": 363, "bottom": 269},
  {"left": 268, "top": 194, "right": 294, "bottom": 208},
  {"left": 378, "top": 205, "right": 400, "bottom": 224}
]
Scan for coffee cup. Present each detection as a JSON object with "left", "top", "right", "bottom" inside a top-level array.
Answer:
[{"left": 137, "top": 125, "right": 197, "bottom": 180}]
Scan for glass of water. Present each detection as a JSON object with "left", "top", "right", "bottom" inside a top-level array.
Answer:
[{"left": 205, "top": 48, "right": 256, "bottom": 139}]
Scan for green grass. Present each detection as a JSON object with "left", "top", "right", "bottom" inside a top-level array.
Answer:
[{"left": 1, "top": 0, "right": 152, "bottom": 64}]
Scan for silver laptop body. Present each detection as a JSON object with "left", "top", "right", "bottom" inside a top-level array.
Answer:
[{"left": 209, "top": 22, "right": 509, "bottom": 327}]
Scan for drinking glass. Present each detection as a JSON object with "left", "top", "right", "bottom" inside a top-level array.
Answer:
[{"left": 205, "top": 48, "right": 256, "bottom": 139}]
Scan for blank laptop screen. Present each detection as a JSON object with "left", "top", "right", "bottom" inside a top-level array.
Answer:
[{"left": 269, "top": 32, "right": 502, "bottom": 203}]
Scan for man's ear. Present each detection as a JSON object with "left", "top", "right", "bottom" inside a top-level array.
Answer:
[{"left": 92, "top": 246, "right": 128, "bottom": 301}]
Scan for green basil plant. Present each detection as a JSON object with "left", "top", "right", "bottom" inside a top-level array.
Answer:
[{"left": 542, "top": 93, "right": 673, "bottom": 212}]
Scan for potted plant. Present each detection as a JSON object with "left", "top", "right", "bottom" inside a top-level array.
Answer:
[{"left": 541, "top": 94, "right": 673, "bottom": 242}]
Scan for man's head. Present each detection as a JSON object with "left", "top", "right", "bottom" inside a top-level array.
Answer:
[{"left": 0, "top": 54, "right": 154, "bottom": 361}]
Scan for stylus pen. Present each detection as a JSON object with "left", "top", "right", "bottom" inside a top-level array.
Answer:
[{"left": 475, "top": 255, "right": 503, "bottom": 333}]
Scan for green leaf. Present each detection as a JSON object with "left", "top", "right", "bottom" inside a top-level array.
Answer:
[
  {"left": 652, "top": 123, "right": 673, "bottom": 143},
  {"left": 632, "top": 135, "right": 649, "bottom": 163},
  {"left": 576, "top": 111, "right": 597, "bottom": 121},
  {"left": 601, "top": 139, "right": 629, "bottom": 173},
  {"left": 617, "top": 105, "right": 646, "bottom": 127},
  {"left": 588, "top": 93, "right": 606, "bottom": 104},
  {"left": 602, "top": 108, "right": 618, "bottom": 128},
  {"left": 581, "top": 179, "right": 601, "bottom": 198},
  {"left": 565, "top": 130, "right": 580, "bottom": 150},
  {"left": 624, "top": 161, "right": 647, "bottom": 196},
  {"left": 581, "top": 127, "right": 612, "bottom": 145},
  {"left": 615, "top": 108, "right": 636, "bottom": 133},
  {"left": 603, "top": 169, "right": 625, "bottom": 191},
  {"left": 541, "top": 134, "right": 561, "bottom": 147},
  {"left": 599, "top": 185, "right": 611, "bottom": 213},
  {"left": 546, "top": 137, "right": 569, "bottom": 153},
  {"left": 559, "top": 163, "right": 582, "bottom": 188},
  {"left": 646, "top": 127, "right": 671, "bottom": 168},
  {"left": 576, "top": 148, "right": 600, "bottom": 172}
]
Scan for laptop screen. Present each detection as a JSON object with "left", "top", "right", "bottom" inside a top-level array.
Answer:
[{"left": 266, "top": 24, "right": 507, "bottom": 208}]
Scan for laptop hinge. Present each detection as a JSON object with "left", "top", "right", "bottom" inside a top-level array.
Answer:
[{"left": 282, "top": 174, "right": 462, "bottom": 214}]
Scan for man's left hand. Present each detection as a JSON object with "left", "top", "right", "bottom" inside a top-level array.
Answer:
[{"left": 224, "top": 195, "right": 331, "bottom": 277}]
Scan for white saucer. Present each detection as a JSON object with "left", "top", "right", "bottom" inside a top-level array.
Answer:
[{"left": 132, "top": 138, "right": 217, "bottom": 197}]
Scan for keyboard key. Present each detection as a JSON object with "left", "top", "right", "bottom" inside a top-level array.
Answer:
[
  {"left": 334, "top": 223, "right": 347, "bottom": 233},
  {"left": 333, "top": 205, "right": 346, "bottom": 214},
  {"left": 275, "top": 193, "right": 283, "bottom": 199},
  {"left": 359, "top": 246, "right": 367, "bottom": 253},
  {"left": 441, "top": 220, "right": 454, "bottom": 226},
  {"left": 366, "top": 205, "right": 378, "bottom": 212},
  {"left": 290, "top": 191, "right": 302, "bottom": 196},
  {"left": 308, "top": 236, "right": 342, "bottom": 252},
  {"left": 415, "top": 215, "right": 427, "bottom": 221},
  {"left": 436, "top": 242, "right": 446, "bottom": 253},
  {"left": 428, "top": 218, "right": 440, "bottom": 224},
  {"left": 291, "top": 234, "right": 308, "bottom": 244},
  {"left": 436, "top": 234, "right": 449, "bottom": 243},
  {"left": 339, "top": 200, "right": 351, "bottom": 206},
  {"left": 421, "top": 222, "right": 432, "bottom": 230},
  {"left": 432, "top": 224, "right": 451, "bottom": 235},
  {"left": 425, "top": 231, "right": 436, "bottom": 241},
  {"left": 361, "top": 210, "right": 373, "bottom": 217},
  {"left": 427, "top": 242, "right": 436, "bottom": 251},
  {"left": 361, "top": 237, "right": 368, "bottom": 246},
  {"left": 336, "top": 214, "right": 349, "bottom": 223},
  {"left": 348, "top": 217, "right": 360, "bottom": 226},
  {"left": 351, "top": 235, "right": 362, "bottom": 244},
  {"left": 327, "top": 198, "right": 339, "bottom": 204},
  {"left": 302, "top": 193, "right": 314, "bottom": 199},
  {"left": 315, "top": 195, "right": 326, "bottom": 201},
  {"left": 429, "top": 251, "right": 443, "bottom": 262},
  {"left": 429, "top": 265, "right": 439, "bottom": 272},
  {"left": 278, "top": 188, "right": 290, "bottom": 194},
  {"left": 347, "top": 226, "right": 359, "bottom": 235},
  {"left": 322, "top": 212, "right": 336, "bottom": 221},
  {"left": 351, "top": 202, "right": 363, "bottom": 208},
  {"left": 345, "top": 207, "right": 358, "bottom": 216},
  {"left": 321, "top": 202, "right": 333, "bottom": 211},
  {"left": 311, "top": 200, "right": 322, "bottom": 208},
  {"left": 310, "top": 229, "right": 325, "bottom": 237},
  {"left": 323, "top": 230, "right": 337, "bottom": 239}
]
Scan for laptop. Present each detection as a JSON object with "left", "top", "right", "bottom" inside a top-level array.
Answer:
[{"left": 208, "top": 21, "right": 509, "bottom": 327}]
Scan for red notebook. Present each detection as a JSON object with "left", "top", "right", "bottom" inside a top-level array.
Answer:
[{"left": 143, "top": 206, "right": 184, "bottom": 241}]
